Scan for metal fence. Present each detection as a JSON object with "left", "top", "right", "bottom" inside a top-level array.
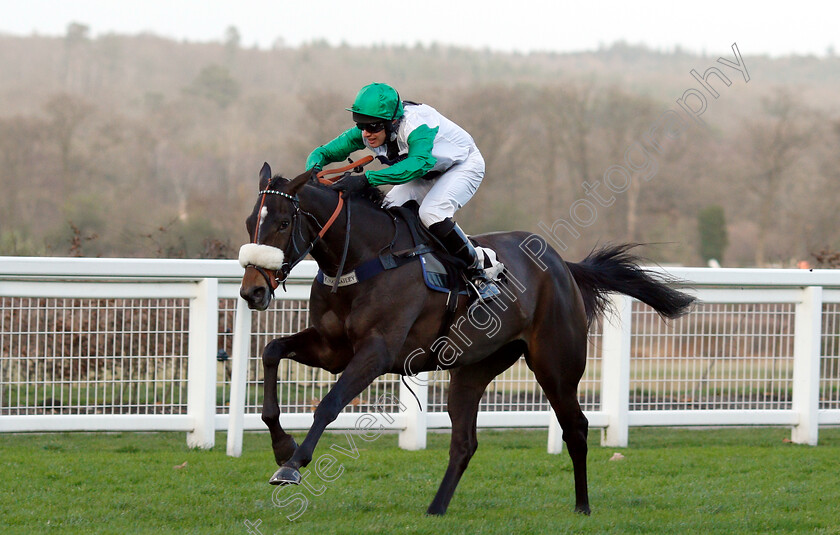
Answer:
[{"left": 1, "top": 257, "right": 839, "bottom": 456}]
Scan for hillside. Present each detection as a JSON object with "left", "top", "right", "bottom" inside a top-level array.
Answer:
[{"left": 1, "top": 27, "right": 839, "bottom": 266}]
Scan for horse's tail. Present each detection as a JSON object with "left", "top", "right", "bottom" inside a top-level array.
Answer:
[{"left": 565, "top": 243, "right": 696, "bottom": 325}]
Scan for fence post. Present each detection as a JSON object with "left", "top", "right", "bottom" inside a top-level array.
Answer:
[
  {"left": 791, "top": 286, "right": 822, "bottom": 445},
  {"left": 601, "top": 293, "right": 632, "bottom": 447},
  {"left": 547, "top": 414, "right": 563, "bottom": 454},
  {"left": 186, "top": 278, "right": 218, "bottom": 449},
  {"left": 399, "top": 372, "right": 428, "bottom": 450},
  {"left": 227, "top": 297, "right": 252, "bottom": 457}
]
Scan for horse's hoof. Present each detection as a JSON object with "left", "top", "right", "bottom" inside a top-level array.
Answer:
[
  {"left": 269, "top": 466, "right": 301, "bottom": 486},
  {"left": 574, "top": 504, "right": 591, "bottom": 516}
]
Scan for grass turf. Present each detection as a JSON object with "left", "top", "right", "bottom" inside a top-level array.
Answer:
[{"left": 2, "top": 427, "right": 840, "bottom": 534}]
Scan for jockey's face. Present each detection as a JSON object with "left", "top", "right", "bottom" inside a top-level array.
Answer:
[{"left": 362, "top": 127, "right": 387, "bottom": 148}]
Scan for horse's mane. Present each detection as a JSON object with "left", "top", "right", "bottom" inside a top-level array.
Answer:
[{"left": 272, "top": 174, "right": 388, "bottom": 210}]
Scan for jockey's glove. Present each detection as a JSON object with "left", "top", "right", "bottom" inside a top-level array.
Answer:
[{"left": 330, "top": 173, "right": 369, "bottom": 193}]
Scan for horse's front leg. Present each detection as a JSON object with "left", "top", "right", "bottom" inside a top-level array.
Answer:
[
  {"left": 262, "top": 327, "right": 349, "bottom": 468},
  {"left": 270, "top": 335, "right": 390, "bottom": 485}
]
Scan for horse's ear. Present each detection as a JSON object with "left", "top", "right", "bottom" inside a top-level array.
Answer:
[
  {"left": 287, "top": 168, "right": 315, "bottom": 195},
  {"left": 259, "top": 162, "right": 272, "bottom": 190}
]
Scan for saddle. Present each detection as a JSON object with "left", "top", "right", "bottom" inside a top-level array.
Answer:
[
  {"left": 313, "top": 201, "right": 503, "bottom": 356},
  {"left": 387, "top": 202, "right": 474, "bottom": 298},
  {"left": 315, "top": 201, "right": 502, "bottom": 303}
]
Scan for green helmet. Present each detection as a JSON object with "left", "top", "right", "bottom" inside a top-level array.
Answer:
[{"left": 346, "top": 83, "right": 403, "bottom": 123}]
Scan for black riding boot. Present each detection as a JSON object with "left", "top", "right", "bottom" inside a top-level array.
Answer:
[{"left": 428, "top": 218, "right": 500, "bottom": 301}]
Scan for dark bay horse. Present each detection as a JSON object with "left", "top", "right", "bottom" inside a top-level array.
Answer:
[{"left": 238, "top": 164, "right": 695, "bottom": 515}]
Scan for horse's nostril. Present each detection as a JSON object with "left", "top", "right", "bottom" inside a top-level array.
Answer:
[
  {"left": 240, "top": 286, "right": 266, "bottom": 304},
  {"left": 253, "top": 287, "right": 266, "bottom": 302}
]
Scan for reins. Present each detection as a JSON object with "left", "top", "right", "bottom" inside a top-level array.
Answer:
[
  {"left": 315, "top": 156, "right": 372, "bottom": 292},
  {"left": 331, "top": 197, "right": 351, "bottom": 293},
  {"left": 318, "top": 196, "right": 345, "bottom": 239},
  {"left": 315, "top": 155, "right": 374, "bottom": 184}
]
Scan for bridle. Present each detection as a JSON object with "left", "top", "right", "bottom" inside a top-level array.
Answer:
[
  {"left": 246, "top": 157, "right": 372, "bottom": 297},
  {"left": 248, "top": 184, "right": 345, "bottom": 296}
]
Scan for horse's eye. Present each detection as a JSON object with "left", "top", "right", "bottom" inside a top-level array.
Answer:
[{"left": 279, "top": 220, "right": 290, "bottom": 230}]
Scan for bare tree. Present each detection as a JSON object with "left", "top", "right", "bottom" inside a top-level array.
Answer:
[
  {"left": 290, "top": 90, "right": 354, "bottom": 166},
  {"left": 740, "top": 89, "right": 811, "bottom": 266},
  {"left": 531, "top": 82, "right": 598, "bottom": 223},
  {"left": 0, "top": 116, "right": 47, "bottom": 223},
  {"left": 43, "top": 93, "right": 94, "bottom": 189},
  {"left": 448, "top": 86, "right": 524, "bottom": 232},
  {"left": 597, "top": 86, "right": 659, "bottom": 241},
  {"left": 62, "top": 22, "right": 90, "bottom": 91}
]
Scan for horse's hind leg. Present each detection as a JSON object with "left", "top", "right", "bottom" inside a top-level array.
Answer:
[
  {"left": 427, "top": 343, "right": 522, "bottom": 515},
  {"left": 262, "top": 327, "right": 349, "bottom": 469},
  {"left": 527, "top": 325, "right": 591, "bottom": 515}
]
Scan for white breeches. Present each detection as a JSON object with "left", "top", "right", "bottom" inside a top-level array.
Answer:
[{"left": 383, "top": 149, "right": 485, "bottom": 227}]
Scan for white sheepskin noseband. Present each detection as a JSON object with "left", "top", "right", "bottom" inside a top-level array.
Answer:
[{"left": 238, "top": 244, "right": 285, "bottom": 270}]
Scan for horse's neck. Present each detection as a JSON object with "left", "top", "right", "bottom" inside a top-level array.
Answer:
[{"left": 301, "top": 186, "right": 396, "bottom": 275}]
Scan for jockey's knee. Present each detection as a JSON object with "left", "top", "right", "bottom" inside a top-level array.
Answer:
[
  {"left": 419, "top": 211, "right": 445, "bottom": 229},
  {"left": 419, "top": 203, "right": 457, "bottom": 228}
]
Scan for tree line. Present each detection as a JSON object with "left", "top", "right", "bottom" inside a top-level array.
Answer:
[{"left": 1, "top": 25, "right": 839, "bottom": 266}]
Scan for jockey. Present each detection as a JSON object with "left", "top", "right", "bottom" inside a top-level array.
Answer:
[{"left": 306, "top": 82, "right": 500, "bottom": 300}]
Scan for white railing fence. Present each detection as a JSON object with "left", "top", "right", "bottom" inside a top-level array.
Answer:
[{"left": 1, "top": 257, "right": 839, "bottom": 457}]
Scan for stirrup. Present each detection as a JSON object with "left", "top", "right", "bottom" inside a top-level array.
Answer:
[{"left": 464, "top": 272, "right": 501, "bottom": 302}]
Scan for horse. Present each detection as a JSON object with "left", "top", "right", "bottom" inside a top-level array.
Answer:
[{"left": 238, "top": 163, "right": 695, "bottom": 515}]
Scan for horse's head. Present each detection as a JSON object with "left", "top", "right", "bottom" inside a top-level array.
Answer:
[{"left": 239, "top": 163, "right": 313, "bottom": 310}]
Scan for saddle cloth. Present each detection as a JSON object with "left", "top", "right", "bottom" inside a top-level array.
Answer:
[
  {"left": 420, "top": 245, "right": 504, "bottom": 295},
  {"left": 315, "top": 202, "right": 504, "bottom": 295}
]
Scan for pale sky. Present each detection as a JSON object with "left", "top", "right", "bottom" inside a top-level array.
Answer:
[{"left": 0, "top": 0, "right": 835, "bottom": 57}]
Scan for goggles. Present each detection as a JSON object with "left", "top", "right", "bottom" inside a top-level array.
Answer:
[{"left": 356, "top": 121, "right": 387, "bottom": 133}]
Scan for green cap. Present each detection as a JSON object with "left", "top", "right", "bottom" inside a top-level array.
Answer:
[{"left": 346, "top": 83, "right": 403, "bottom": 122}]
